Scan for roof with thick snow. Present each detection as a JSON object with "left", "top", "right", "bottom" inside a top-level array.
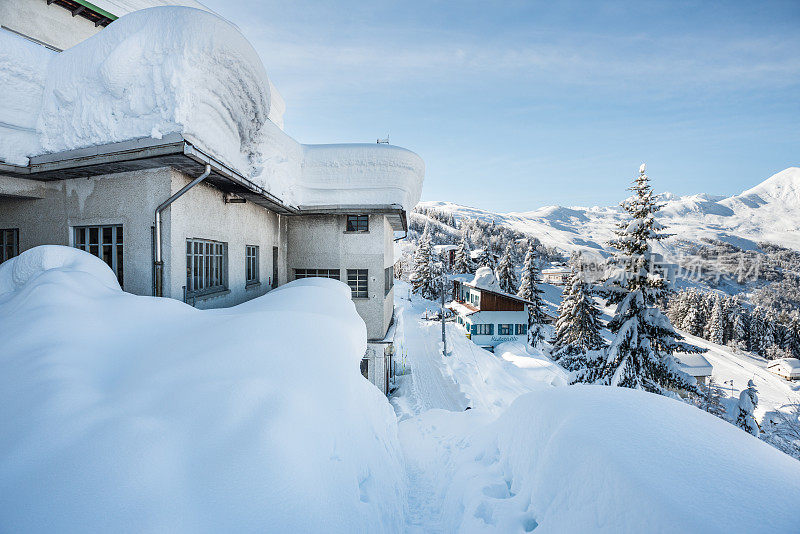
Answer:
[
  {"left": 0, "top": 7, "right": 424, "bottom": 212},
  {"left": 675, "top": 353, "right": 713, "bottom": 378}
]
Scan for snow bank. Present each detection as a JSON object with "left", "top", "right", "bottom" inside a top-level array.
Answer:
[
  {"left": 3, "top": 6, "right": 424, "bottom": 211},
  {"left": 0, "top": 247, "right": 405, "bottom": 532},
  {"left": 409, "top": 386, "right": 800, "bottom": 533}
]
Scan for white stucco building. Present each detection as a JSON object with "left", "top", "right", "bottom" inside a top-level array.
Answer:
[{"left": 0, "top": 1, "right": 424, "bottom": 395}]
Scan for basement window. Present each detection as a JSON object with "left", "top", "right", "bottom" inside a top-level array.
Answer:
[
  {"left": 294, "top": 269, "right": 340, "bottom": 280},
  {"left": 74, "top": 225, "right": 123, "bottom": 287}
]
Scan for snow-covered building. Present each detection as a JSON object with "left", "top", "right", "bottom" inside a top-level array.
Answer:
[
  {"left": 674, "top": 353, "right": 714, "bottom": 386},
  {"left": 541, "top": 265, "right": 570, "bottom": 285},
  {"left": 767, "top": 358, "right": 800, "bottom": 380},
  {"left": 448, "top": 267, "right": 545, "bottom": 349},
  {"left": 0, "top": 4, "right": 424, "bottom": 394}
]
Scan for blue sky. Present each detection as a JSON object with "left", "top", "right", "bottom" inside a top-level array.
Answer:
[{"left": 202, "top": 0, "right": 799, "bottom": 212}]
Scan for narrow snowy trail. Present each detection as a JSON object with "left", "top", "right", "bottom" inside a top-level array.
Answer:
[{"left": 392, "top": 288, "right": 469, "bottom": 416}]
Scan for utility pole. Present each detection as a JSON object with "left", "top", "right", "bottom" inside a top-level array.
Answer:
[{"left": 441, "top": 277, "right": 447, "bottom": 356}]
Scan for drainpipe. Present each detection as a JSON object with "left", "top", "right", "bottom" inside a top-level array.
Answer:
[{"left": 153, "top": 164, "right": 211, "bottom": 297}]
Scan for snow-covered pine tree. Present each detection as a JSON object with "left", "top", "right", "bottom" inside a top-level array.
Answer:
[
  {"left": 474, "top": 247, "right": 497, "bottom": 271},
  {"left": 736, "top": 379, "right": 759, "bottom": 437},
  {"left": 453, "top": 229, "right": 473, "bottom": 274},
  {"left": 787, "top": 314, "right": 800, "bottom": 358},
  {"left": 703, "top": 377, "right": 727, "bottom": 418},
  {"left": 518, "top": 242, "right": 547, "bottom": 348},
  {"left": 708, "top": 297, "right": 725, "bottom": 345},
  {"left": 409, "top": 222, "right": 440, "bottom": 300},
  {"left": 575, "top": 164, "right": 703, "bottom": 393},
  {"left": 551, "top": 254, "right": 606, "bottom": 366},
  {"left": 495, "top": 243, "right": 518, "bottom": 294}
]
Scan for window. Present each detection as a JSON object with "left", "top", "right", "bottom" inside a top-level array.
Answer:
[
  {"left": 515, "top": 324, "right": 527, "bottom": 335},
  {"left": 360, "top": 358, "right": 369, "bottom": 379},
  {"left": 472, "top": 324, "right": 493, "bottom": 336},
  {"left": 346, "top": 215, "right": 368, "bottom": 232},
  {"left": 384, "top": 265, "right": 394, "bottom": 296},
  {"left": 74, "top": 225, "right": 123, "bottom": 287},
  {"left": 294, "top": 269, "right": 340, "bottom": 280},
  {"left": 186, "top": 238, "right": 227, "bottom": 296},
  {"left": 498, "top": 324, "right": 513, "bottom": 335},
  {"left": 1, "top": 228, "right": 19, "bottom": 264},
  {"left": 272, "top": 246, "right": 279, "bottom": 289},
  {"left": 347, "top": 269, "right": 368, "bottom": 298},
  {"left": 245, "top": 245, "right": 259, "bottom": 285}
]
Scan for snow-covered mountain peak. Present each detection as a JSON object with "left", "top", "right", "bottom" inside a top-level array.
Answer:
[
  {"left": 729, "top": 167, "right": 800, "bottom": 207},
  {"left": 418, "top": 167, "right": 800, "bottom": 254}
]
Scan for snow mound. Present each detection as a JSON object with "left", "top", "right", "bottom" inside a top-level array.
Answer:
[
  {"left": 415, "top": 387, "right": 800, "bottom": 533},
  {"left": 471, "top": 266, "right": 502, "bottom": 292},
  {"left": 38, "top": 7, "right": 272, "bottom": 178},
  {"left": 0, "top": 245, "right": 120, "bottom": 296},
  {"left": 0, "top": 247, "right": 404, "bottom": 532}
]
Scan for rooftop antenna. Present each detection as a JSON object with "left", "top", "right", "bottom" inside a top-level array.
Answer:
[{"left": 376, "top": 134, "right": 390, "bottom": 144}]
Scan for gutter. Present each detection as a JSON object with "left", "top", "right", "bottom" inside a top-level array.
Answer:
[{"left": 153, "top": 164, "right": 210, "bottom": 297}]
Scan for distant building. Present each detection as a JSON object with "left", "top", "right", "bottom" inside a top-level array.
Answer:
[
  {"left": 542, "top": 266, "right": 571, "bottom": 285},
  {"left": 767, "top": 358, "right": 800, "bottom": 380},
  {"left": 675, "top": 353, "right": 713, "bottom": 386},
  {"left": 448, "top": 267, "right": 551, "bottom": 350},
  {"left": 0, "top": 3, "right": 424, "bottom": 395}
]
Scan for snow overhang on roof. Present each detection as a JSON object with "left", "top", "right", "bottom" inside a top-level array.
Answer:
[
  {"left": 675, "top": 354, "right": 713, "bottom": 377},
  {"left": 1, "top": 6, "right": 424, "bottom": 213}
]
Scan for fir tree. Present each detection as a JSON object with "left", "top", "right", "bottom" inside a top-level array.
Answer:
[
  {"left": 453, "top": 229, "right": 473, "bottom": 274},
  {"left": 703, "top": 378, "right": 727, "bottom": 418},
  {"left": 575, "top": 164, "right": 703, "bottom": 393},
  {"left": 474, "top": 247, "right": 497, "bottom": 271},
  {"left": 736, "top": 379, "right": 759, "bottom": 437},
  {"left": 518, "top": 242, "right": 547, "bottom": 348},
  {"left": 409, "top": 222, "right": 440, "bottom": 300},
  {"left": 708, "top": 297, "right": 725, "bottom": 345},
  {"left": 551, "top": 255, "right": 606, "bottom": 365},
  {"left": 495, "top": 243, "right": 518, "bottom": 294}
]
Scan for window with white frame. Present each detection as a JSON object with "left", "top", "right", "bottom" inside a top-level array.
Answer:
[
  {"left": 74, "top": 225, "right": 123, "bottom": 287},
  {"left": 498, "top": 324, "right": 513, "bottom": 335},
  {"left": 347, "top": 269, "right": 368, "bottom": 298},
  {"left": 346, "top": 215, "right": 368, "bottom": 232},
  {"left": 1, "top": 228, "right": 19, "bottom": 264},
  {"left": 294, "top": 268, "right": 340, "bottom": 280},
  {"left": 246, "top": 245, "right": 259, "bottom": 285},
  {"left": 515, "top": 324, "right": 527, "bottom": 335},
  {"left": 186, "top": 238, "right": 227, "bottom": 296}
]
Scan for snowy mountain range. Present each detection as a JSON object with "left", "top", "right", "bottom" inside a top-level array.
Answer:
[{"left": 420, "top": 167, "right": 800, "bottom": 256}]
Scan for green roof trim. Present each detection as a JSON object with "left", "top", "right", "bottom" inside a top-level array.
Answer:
[{"left": 72, "top": 0, "right": 118, "bottom": 21}]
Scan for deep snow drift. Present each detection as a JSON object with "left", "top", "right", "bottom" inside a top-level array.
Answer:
[
  {"left": 1, "top": 7, "right": 424, "bottom": 211},
  {"left": 401, "top": 387, "right": 800, "bottom": 533},
  {"left": 0, "top": 246, "right": 404, "bottom": 532}
]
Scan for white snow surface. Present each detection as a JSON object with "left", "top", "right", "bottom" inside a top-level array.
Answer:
[
  {"left": 420, "top": 167, "right": 800, "bottom": 253},
  {"left": 393, "top": 282, "right": 800, "bottom": 532},
  {"left": 0, "top": 246, "right": 405, "bottom": 532},
  {"left": 1, "top": 7, "right": 424, "bottom": 211}
]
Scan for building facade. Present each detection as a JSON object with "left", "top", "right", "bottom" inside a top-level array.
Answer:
[{"left": 0, "top": 2, "right": 423, "bottom": 395}]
